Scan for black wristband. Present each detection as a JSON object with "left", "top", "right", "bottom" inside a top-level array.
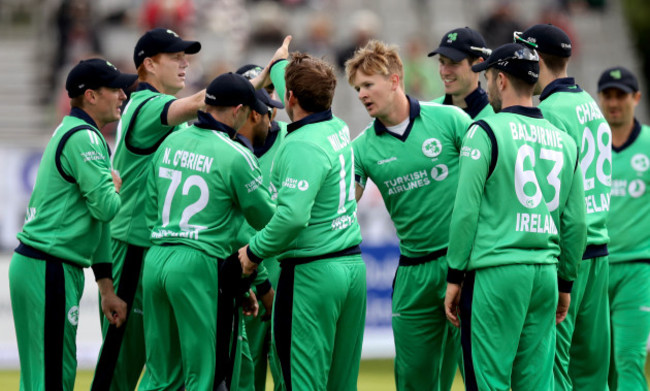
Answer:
[
  {"left": 446, "top": 268, "right": 466, "bottom": 285},
  {"left": 91, "top": 263, "right": 113, "bottom": 281},
  {"left": 558, "top": 277, "right": 574, "bottom": 293},
  {"left": 247, "top": 246, "right": 264, "bottom": 264},
  {"left": 256, "top": 279, "right": 272, "bottom": 297}
]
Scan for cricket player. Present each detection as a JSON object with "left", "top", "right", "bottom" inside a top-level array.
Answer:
[
  {"left": 429, "top": 26, "right": 494, "bottom": 119},
  {"left": 139, "top": 72, "right": 274, "bottom": 390},
  {"left": 236, "top": 64, "right": 286, "bottom": 391},
  {"left": 239, "top": 36, "right": 367, "bottom": 391},
  {"left": 445, "top": 43, "right": 587, "bottom": 390},
  {"left": 597, "top": 66, "right": 650, "bottom": 390},
  {"left": 92, "top": 28, "right": 205, "bottom": 391},
  {"left": 516, "top": 24, "right": 613, "bottom": 391},
  {"left": 9, "top": 58, "right": 134, "bottom": 390},
  {"left": 345, "top": 39, "right": 472, "bottom": 391}
]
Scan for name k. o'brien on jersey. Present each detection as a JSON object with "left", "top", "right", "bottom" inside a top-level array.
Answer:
[{"left": 161, "top": 147, "right": 214, "bottom": 173}]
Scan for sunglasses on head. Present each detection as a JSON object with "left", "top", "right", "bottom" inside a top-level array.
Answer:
[
  {"left": 486, "top": 46, "right": 539, "bottom": 69},
  {"left": 513, "top": 31, "right": 539, "bottom": 49}
]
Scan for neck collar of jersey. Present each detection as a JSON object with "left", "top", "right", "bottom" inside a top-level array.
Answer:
[
  {"left": 136, "top": 82, "right": 160, "bottom": 93},
  {"left": 254, "top": 120, "right": 281, "bottom": 158},
  {"left": 443, "top": 83, "right": 490, "bottom": 118},
  {"left": 539, "top": 77, "right": 582, "bottom": 101},
  {"left": 70, "top": 107, "right": 99, "bottom": 129},
  {"left": 195, "top": 110, "right": 239, "bottom": 139},
  {"left": 374, "top": 95, "right": 421, "bottom": 142},
  {"left": 287, "top": 109, "right": 333, "bottom": 134},
  {"left": 613, "top": 118, "right": 641, "bottom": 153},
  {"left": 501, "top": 105, "right": 543, "bottom": 118}
]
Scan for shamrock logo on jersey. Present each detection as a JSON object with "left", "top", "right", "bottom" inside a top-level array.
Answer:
[
  {"left": 610, "top": 69, "right": 622, "bottom": 80},
  {"left": 447, "top": 33, "right": 458, "bottom": 43},
  {"left": 631, "top": 153, "right": 649, "bottom": 172},
  {"left": 422, "top": 138, "right": 442, "bottom": 158},
  {"left": 471, "top": 149, "right": 481, "bottom": 160},
  {"left": 68, "top": 306, "right": 79, "bottom": 326}
]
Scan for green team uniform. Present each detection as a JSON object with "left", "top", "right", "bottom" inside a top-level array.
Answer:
[
  {"left": 537, "top": 78, "right": 613, "bottom": 391},
  {"left": 245, "top": 59, "right": 366, "bottom": 391},
  {"left": 9, "top": 108, "right": 120, "bottom": 390},
  {"left": 432, "top": 84, "right": 495, "bottom": 120},
  {"left": 138, "top": 111, "right": 274, "bottom": 390},
  {"left": 353, "top": 98, "right": 471, "bottom": 390},
  {"left": 240, "top": 120, "right": 287, "bottom": 391},
  {"left": 93, "top": 83, "right": 187, "bottom": 390},
  {"left": 608, "top": 120, "right": 650, "bottom": 390},
  {"left": 447, "top": 106, "right": 587, "bottom": 390}
]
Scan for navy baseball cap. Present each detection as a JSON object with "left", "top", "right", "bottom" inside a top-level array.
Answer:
[
  {"left": 472, "top": 43, "right": 540, "bottom": 84},
  {"left": 428, "top": 27, "right": 491, "bottom": 61},
  {"left": 256, "top": 88, "right": 284, "bottom": 111},
  {"left": 598, "top": 66, "right": 639, "bottom": 93},
  {"left": 134, "top": 28, "right": 201, "bottom": 68},
  {"left": 66, "top": 58, "right": 137, "bottom": 98},
  {"left": 205, "top": 72, "right": 267, "bottom": 114},
  {"left": 515, "top": 24, "right": 572, "bottom": 58}
]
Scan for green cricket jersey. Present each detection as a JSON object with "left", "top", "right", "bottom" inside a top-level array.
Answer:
[
  {"left": 538, "top": 78, "right": 611, "bottom": 252},
  {"left": 145, "top": 111, "right": 275, "bottom": 259},
  {"left": 17, "top": 108, "right": 120, "bottom": 269},
  {"left": 447, "top": 106, "right": 587, "bottom": 284},
  {"left": 432, "top": 84, "right": 494, "bottom": 119},
  {"left": 247, "top": 60, "right": 362, "bottom": 261},
  {"left": 353, "top": 98, "right": 472, "bottom": 257},
  {"left": 609, "top": 120, "right": 650, "bottom": 263},
  {"left": 111, "top": 83, "right": 188, "bottom": 247}
]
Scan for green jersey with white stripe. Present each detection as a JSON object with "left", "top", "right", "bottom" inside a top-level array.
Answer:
[
  {"left": 248, "top": 60, "right": 362, "bottom": 261},
  {"left": 145, "top": 112, "right": 275, "bottom": 259},
  {"left": 609, "top": 121, "right": 650, "bottom": 263},
  {"left": 447, "top": 106, "right": 586, "bottom": 282},
  {"left": 111, "top": 84, "right": 188, "bottom": 247},
  {"left": 538, "top": 78, "right": 612, "bottom": 251},
  {"left": 352, "top": 99, "right": 472, "bottom": 257},
  {"left": 17, "top": 109, "right": 121, "bottom": 267}
]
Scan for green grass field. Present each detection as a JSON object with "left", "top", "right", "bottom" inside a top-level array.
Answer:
[
  {"left": 1, "top": 358, "right": 647, "bottom": 390},
  {"left": 0, "top": 359, "right": 462, "bottom": 390}
]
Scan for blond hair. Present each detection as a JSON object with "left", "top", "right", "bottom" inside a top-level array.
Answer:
[{"left": 344, "top": 40, "right": 404, "bottom": 87}]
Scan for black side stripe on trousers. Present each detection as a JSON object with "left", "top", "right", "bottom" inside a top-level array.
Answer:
[
  {"left": 45, "top": 261, "right": 65, "bottom": 389},
  {"left": 91, "top": 245, "right": 145, "bottom": 391},
  {"left": 460, "top": 270, "right": 478, "bottom": 391},
  {"left": 274, "top": 265, "right": 295, "bottom": 391}
]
